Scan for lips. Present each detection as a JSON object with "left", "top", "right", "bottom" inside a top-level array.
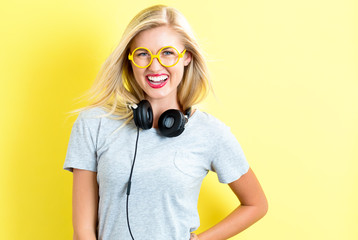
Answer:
[{"left": 146, "top": 74, "right": 169, "bottom": 89}]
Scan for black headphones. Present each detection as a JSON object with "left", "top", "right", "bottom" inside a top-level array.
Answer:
[
  {"left": 126, "top": 100, "right": 192, "bottom": 239},
  {"left": 130, "top": 100, "right": 192, "bottom": 137}
]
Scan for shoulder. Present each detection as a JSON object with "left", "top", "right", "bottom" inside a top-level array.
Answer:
[
  {"left": 73, "top": 107, "right": 106, "bottom": 131},
  {"left": 75, "top": 107, "right": 130, "bottom": 138},
  {"left": 77, "top": 107, "right": 125, "bottom": 126},
  {"left": 74, "top": 107, "right": 132, "bottom": 150},
  {"left": 78, "top": 106, "right": 109, "bottom": 120},
  {"left": 195, "top": 110, "right": 226, "bottom": 126},
  {"left": 191, "top": 109, "right": 231, "bottom": 138}
]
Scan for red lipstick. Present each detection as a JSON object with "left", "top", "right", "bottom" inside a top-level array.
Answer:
[{"left": 146, "top": 74, "right": 169, "bottom": 89}]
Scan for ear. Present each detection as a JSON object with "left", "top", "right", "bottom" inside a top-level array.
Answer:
[{"left": 184, "top": 51, "right": 192, "bottom": 66}]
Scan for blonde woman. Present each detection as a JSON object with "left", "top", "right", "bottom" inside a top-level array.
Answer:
[{"left": 63, "top": 4, "right": 268, "bottom": 240}]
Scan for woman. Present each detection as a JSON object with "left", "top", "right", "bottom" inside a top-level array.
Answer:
[{"left": 63, "top": 4, "right": 268, "bottom": 240}]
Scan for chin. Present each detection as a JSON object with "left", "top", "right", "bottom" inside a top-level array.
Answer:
[
  {"left": 145, "top": 88, "right": 177, "bottom": 101},
  {"left": 146, "top": 92, "right": 171, "bottom": 100}
]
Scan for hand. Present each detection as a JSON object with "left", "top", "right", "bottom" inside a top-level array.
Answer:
[{"left": 190, "top": 233, "right": 200, "bottom": 240}]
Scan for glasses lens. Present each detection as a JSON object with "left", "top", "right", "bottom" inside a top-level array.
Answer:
[
  {"left": 159, "top": 47, "right": 179, "bottom": 66},
  {"left": 132, "top": 48, "right": 151, "bottom": 67}
]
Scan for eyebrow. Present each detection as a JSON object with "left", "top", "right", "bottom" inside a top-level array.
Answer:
[
  {"left": 135, "top": 48, "right": 149, "bottom": 52},
  {"left": 132, "top": 46, "right": 177, "bottom": 53}
]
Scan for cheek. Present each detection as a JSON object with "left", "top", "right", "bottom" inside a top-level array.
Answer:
[
  {"left": 132, "top": 68, "right": 145, "bottom": 83},
  {"left": 170, "top": 65, "right": 185, "bottom": 80}
]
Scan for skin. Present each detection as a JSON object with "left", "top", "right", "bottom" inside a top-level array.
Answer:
[
  {"left": 129, "top": 26, "right": 192, "bottom": 128},
  {"left": 130, "top": 26, "right": 268, "bottom": 239},
  {"left": 72, "top": 25, "right": 268, "bottom": 240},
  {"left": 72, "top": 169, "right": 98, "bottom": 240},
  {"left": 196, "top": 168, "right": 268, "bottom": 240}
]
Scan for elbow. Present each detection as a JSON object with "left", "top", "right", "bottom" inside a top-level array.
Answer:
[
  {"left": 260, "top": 197, "right": 269, "bottom": 218},
  {"left": 256, "top": 191, "right": 269, "bottom": 218},
  {"left": 250, "top": 198, "right": 269, "bottom": 219},
  {"left": 240, "top": 198, "right": 268, "bottom": 220},
  {"left": 263, "top": 200, "right": 269, "bottom": 217}
]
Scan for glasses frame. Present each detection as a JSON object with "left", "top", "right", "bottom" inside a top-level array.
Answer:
[{"left": 128, "top": 46, "right": 186, "bottom": 68}]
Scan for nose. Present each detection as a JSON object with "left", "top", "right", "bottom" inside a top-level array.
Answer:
[{"left": 147, "top": 57, "right": 163, "bottom": 71}]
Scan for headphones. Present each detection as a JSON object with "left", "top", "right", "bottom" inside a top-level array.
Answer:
[
  {"left": 126, "top": 100, "right": 192, "bottom": 240},
  {"left": 130, "top": 100, "right": 192, "bottom": 137}
]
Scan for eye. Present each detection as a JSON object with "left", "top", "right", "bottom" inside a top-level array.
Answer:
[
  {"left": 137, "top": 52, "right": 149, "bottom": 57},
  {"left": 163, "top": 51, "right": 174, "bottom": 56}
]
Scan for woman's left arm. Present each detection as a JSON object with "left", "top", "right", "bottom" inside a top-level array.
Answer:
[{"left": 195, "top": 168, "right": 268, "bottom": 240}]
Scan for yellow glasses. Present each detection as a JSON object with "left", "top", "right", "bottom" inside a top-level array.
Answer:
[{"left": 128, "top": 46, "right": 186, "bottom": 68}]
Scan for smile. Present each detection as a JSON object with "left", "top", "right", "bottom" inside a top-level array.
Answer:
[{"left": 146, "top": 74, "right": 169, "bottom": 89}]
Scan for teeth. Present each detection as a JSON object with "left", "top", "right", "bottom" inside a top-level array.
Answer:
[{"left": 147, "top": 75, "right": 168, "bottom": 82}]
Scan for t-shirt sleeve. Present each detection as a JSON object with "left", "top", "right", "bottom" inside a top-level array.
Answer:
[
  {"left": 210, "top": 125, "right": 250, "bottom": 184},
  {"left": 63, "top": 112, "right": 98, "bottom": 173}
]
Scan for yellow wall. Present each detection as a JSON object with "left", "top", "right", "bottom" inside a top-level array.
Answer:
[{"left": 1, "top": 0, "right": 357, "bottom": 239}]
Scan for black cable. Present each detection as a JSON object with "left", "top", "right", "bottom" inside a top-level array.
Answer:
[{"left": 126, "top": 126, "right": 140, "bottom": 240}]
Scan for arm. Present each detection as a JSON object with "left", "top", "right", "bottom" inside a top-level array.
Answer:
[
  {"left": 72, "top": 168, "right": 99, "bottom": 240},
  {"left": 197, "top": 168, "right": 268, "bottom": 240}
]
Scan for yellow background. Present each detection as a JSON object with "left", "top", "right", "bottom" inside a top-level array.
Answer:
[{"left": 1, "top": 0, "right": 357, "bottom": 239}]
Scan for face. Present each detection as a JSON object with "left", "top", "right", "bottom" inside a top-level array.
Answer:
[{"left": 129, "top": 26, "right": 192, "bottom": 105}]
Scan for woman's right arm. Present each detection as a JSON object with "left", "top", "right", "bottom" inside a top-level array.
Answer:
[{"left": 72, "top": 168, "right": 99, "bottom": 240}]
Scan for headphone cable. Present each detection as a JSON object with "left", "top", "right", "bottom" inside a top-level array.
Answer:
[{"left": 126, "top": 126, "right": 140, "bottom": 240}]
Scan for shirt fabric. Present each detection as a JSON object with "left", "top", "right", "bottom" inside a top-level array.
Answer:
[{"left": 63, "top": 107, "right": 250, "bottom": 240}]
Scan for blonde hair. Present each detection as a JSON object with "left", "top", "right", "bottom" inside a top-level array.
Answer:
[{"left": 67, "top": 4, "right": 213, "bottom": 129}]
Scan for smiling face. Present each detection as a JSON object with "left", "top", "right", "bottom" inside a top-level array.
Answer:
[{"left": 129, "top": 26, "right": 191, "bottom": 106}]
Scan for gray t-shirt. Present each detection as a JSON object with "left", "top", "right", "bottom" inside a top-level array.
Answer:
[{"left": 63, "top": 107, "right": 249, "bottom": 240}]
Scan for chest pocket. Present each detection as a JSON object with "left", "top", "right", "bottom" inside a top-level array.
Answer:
[{"left": 173, "top": 150, "right": 209, "bottom": 179}]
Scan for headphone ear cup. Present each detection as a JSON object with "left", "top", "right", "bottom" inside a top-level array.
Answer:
[
  {"left": 158, "top": 109, "right": 186, "bottom": 137},
  {"left": 132, "top": 100, "right": 153, "bottom": 129}
]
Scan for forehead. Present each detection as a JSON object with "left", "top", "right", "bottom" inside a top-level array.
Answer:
[{"left": 130, "top": 26, "right": 184, "bottom": 52}]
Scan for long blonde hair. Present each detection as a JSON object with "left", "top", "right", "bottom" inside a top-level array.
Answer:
[{"left": 67, "top": 4, "right": 213, "bottom": 128}]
